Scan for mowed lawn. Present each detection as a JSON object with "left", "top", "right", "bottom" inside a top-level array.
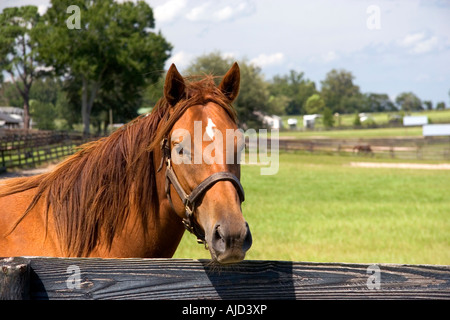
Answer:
[{"left": 173, "top": 153, "right": 450, "bottom": 265}]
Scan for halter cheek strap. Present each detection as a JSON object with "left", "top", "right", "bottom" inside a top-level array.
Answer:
[{"left": 157, "top": 137, "right": 245, "bottom": 245}]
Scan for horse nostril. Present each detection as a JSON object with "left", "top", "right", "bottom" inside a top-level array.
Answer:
[
  {"left": 242, "top": 223, "right": 252, "bottom": 252},
  {"left": 212, "top": 224, "right": 225, "bottom": 253}
]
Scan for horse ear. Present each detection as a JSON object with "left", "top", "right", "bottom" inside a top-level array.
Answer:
[
  {"left": 219, "top": 62, "right": 240, "bottom": 102},
  {"left": 164, "top": 64, "right": 186, "bottom": 106}
]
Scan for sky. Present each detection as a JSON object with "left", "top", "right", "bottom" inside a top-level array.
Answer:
[{"left": 1, "top": 0, "right": 450, "bottom": 106}]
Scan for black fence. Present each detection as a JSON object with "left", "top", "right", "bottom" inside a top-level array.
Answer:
[
  {"left": 1, "top": 257, "right": 449, "bottom": 300},
  {"left": 0, "top": 129, "right": 96, "bottom": 173}
]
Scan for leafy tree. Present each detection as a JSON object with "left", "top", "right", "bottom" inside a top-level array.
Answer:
[
  {"left": 304, "top": 93, "right": 325, "bottom": 114},
  {"left": 353, "top": 112, "right": 361, "bottom": 127},
  {"left": 0, "top": 81, "right": 23, "bottom": 107},
  {"left": 186, "top": 52, "right": 270, "bottom": 128},
  {"left": 185, "top": 51, "right": 231, "bottom": 82},
  {"left": 395, "top": 92, "right": 422, "bottom": 112},
  {"left": 322, "top": 107, "right": 334, "bottom": 128},
  {"left": 269, "top": 70, "right": 316, "bottom": 115},
  {"left": 30, "top": 100, "right": 56, "bottom": 130},
  {"left": 267, "top": 94, "right": 290, "bottom": 115},
  {"left": 436, "top": 102, "right": 446, "bottom": 110},
  {"left": 0, "top": 6, "right": 43, "bottom": 129},
  {"left": 423, "top": 100, "right": 433, "bottom": 111},
  {"left": 35, "top": 0, "right": 171, "bottom": 135},
  {"left": 320, "top": 69, "right": 361, "bottom": 114},
  {"left": 363, "top": 93, "right": 397, "bottom": 112}
]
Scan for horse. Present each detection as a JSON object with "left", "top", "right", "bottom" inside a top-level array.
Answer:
[
  {"left": 353, "top": 144, "right": 373, "bottom": 156},
  {"left": 0, "top": 63, "right": 252, "bottom": 264}
]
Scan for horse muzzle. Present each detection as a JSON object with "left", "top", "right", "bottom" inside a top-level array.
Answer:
[{"left": 208, "top": 220, "right": 252, "bottom": 264}]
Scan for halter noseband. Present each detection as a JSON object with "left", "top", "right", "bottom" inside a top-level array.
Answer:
[{"left": 157, "top": 137, "right": 245, "bottom": 245}]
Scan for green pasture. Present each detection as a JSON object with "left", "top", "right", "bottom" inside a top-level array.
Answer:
[
  {"left": 279, "top": 126, "right": 423, "bottom": 139},
  {"left": 173, "top": 152, "right": 450, "bottom": 265},
  {"left": 279, "top": 109, "right": 450, "bottom": 139}
]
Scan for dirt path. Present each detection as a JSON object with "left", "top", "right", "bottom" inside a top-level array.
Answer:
[
  {"left": 0, "top": 163, "right": 58, "bottom": 180},
  {"left": 349, "top": 162, "right": 450, "bottom": 170}
]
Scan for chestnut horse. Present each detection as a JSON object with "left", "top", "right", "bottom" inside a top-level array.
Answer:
[{"left": 0, "top": 63, "right": 252, "bottom": 264}]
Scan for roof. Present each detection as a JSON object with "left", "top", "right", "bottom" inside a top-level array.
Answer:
[{"left": 0, "top": 112, "right": 21, "bottom": 124}]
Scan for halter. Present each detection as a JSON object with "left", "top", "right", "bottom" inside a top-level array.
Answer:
[{"left": 157, "top": 137, "right": 245, "bottom": 245}]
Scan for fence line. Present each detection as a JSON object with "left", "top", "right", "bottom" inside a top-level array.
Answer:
[
  {"left": 276, "top": 136, "right": 450, "bottom": 160},
  {"left": 2, "top": 130, "right": 449, "bottom": 174},
  {"left": 1, "top": 257, "right": 449, "bottom": 300},
  {"left": 0, "top": 129, "right": 95, "bottom": 173}
]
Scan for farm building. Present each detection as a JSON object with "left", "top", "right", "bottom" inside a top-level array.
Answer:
[
  {"left": 303, "top": 114, "right": 321, "bottom": 129},
  {"left": 0, "top": 107, "right": 26, "bottom": 129}
]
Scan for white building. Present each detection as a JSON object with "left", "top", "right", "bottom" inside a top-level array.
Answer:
[
  {"left": 0, "top": 107, "right": 25, "bottom": 128},
  {"left": 303, "top": 114, "right": 321, "bottom": 129}
]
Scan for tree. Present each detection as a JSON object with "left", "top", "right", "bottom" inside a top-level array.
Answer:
[
  {"left": 30, "top": 100, "right": 56, "bottom": 130},
  {"left": 35, "top": 0, "right": 171, "bottom": 135},
  {"left": 186, "top": 52, "right": 270, "bottom": 128},
  {"left": 322, "top": 107, "right": 334, "bottom": 128},
  {"left": 395, "top": 92, "right": 422, "bottom": 112},
  {"left": 436, "top": 102, "right": 446, "bottom": 110},
  {"left": 0, "top": 6, "right": 43, "bottom": 129},
  {"left": 353, "top": 112, "right": 361, "bottom": 127},
  {"left": 185, "top": 51, "right": 231, "bottom": 82},
  {"left": 423, "top": 100, "right": 433, "bottom": 111},
  {"left": 362, "top": 93, "right": 396, "bottom": 112},
  {"left": 320, "top": 69, "right": 361, "bottom": 114},
  {"left": 304, "top": 93, "right": 325, "bottom": 114},
  {"left": 269, "top": 70, "right": 317, "bottom": 115}
]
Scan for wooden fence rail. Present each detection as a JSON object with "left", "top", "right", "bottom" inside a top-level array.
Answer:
[
  {"left": 0, "top": 129, "right": 96, "bottom": 173},
  {"left": 275, "top": 137, "right": 450, "bottom": 160},
  {"left": 1, "top": 257, "right": 449, "bottom": 300}
]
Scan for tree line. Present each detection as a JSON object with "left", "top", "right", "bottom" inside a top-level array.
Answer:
[{"left": 1, "top": 2, "right": 448, "bottom": 133}]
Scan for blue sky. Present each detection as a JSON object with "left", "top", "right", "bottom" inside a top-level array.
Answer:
[{"left": 2, "top": 0, "right": 450, "bottom": 106}]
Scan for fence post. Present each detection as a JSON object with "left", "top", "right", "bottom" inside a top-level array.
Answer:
[
  {"left": 0, "top": 257, "right": 31, "bottom": 300},
  {"left": 0, "top": 149, "right": 5, "bottom": 173}
]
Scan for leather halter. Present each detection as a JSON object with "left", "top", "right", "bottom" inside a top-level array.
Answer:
[{"left": 157, "top": 137, "right": 245, "bottom": 245}]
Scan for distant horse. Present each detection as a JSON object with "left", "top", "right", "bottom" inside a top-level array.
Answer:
[
  {"left": 0, "top": 63, "right": 252, "bottom": 264},
  {"left": 353, "top": 145, "right": 373, "bottom": 156}
]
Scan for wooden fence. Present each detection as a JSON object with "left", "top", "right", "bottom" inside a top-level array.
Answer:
[
  {"left": 0, "top": 129, "right": 93, "bottom": 173},
  {"left": 276, "top": 137, "right": 450, "bottom": 160},
  {"left": 1, "top": 257, "right": 449, "bottom": 300}
]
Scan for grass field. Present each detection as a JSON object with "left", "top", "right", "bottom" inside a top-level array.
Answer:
[
  {"left": 173, "top": 152, "right": 450, "bottom": 265},
  {"left": 279, "top": 126, "right": 423, "bottom": 139},
  {"left": 280, "top": 109, "right": 450, "bottom": 131}
]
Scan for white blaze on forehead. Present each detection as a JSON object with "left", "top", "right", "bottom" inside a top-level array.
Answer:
[{"left": 205, "top": 118, "right": 216, "bottom": 139}]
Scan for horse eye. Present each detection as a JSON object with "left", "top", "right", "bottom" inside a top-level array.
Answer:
[{"left": 173, "top": 143, "right": 183, "bottom": 156}]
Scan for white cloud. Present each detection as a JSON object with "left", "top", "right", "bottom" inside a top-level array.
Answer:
[
  {"left": 186, "top": 2, "right": 210, "bottom": 21},
  {"left": 221, "top": 52, "right": 238, "bottom": 60},
  {"left": 166, "top": 51, "right": 193, "bottom": 71},
  {"left": 398, "top": 32, "right": 439, "bottom": 54},
  {"left": 250, "top": 53, "right": 284, "bottom": 67},
  {"left": 399, "top": 32, "right": 426, "bottom": 47},
  {"left": 411, "top": 36, "right": 438, "bottom": 54},
  {"left": 214, "top": 6, "right": 233, "bottom": 22},
  {"left": 186, "top": 0, "right": 255, "bottom": 22},
  {"left": 37, "top": 4, "right": 48, "bottom": 15},
  {"left": 322, "top": 51, "right": 339, "bottom": 63},
  {"left": 154, "top": 0, "right": 187, "bottom": 23}
]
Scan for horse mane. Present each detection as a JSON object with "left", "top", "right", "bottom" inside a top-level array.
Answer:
[{"left": 0, "top": 75, "right": 237, "bottom": 256}]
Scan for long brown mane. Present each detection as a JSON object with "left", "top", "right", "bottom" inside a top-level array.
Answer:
[{"left": 0, "top": 76, "right": 237, "bottom": 256}]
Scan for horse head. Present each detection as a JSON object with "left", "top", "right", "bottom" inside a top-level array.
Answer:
[{"left": 156, "top": 63, "right": 252, "bottom": 264}]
